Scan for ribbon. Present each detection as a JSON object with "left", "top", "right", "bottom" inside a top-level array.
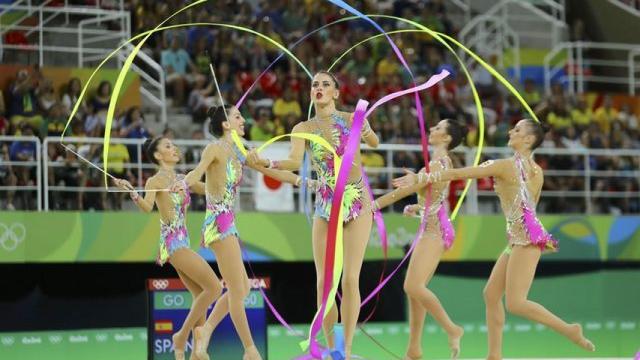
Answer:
[
  {"left": 61, "top": 3, "right": 541, "bottom": 357},
  {"left": 306, "top": 99, "right": 369, "bottom": 357},
  {"left": 60, "top": 20, "right": 312, "bottom": 188}
]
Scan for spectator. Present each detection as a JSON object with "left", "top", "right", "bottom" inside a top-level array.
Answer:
[
  {"left": 41, "top": 103, "right": 67, "bottom": 138},
  {"left": 376, "top": 48, "right": 400, "bottom": 78},
  {"left": 571, "top": 95, "right": 592, "bottom": 131},
  {"left": 186, "top": 12, "right": 213, "bottom": 56},
  {"left": 62, "top": 77, "right": 87, "bottom": 118},
  {"left": 106, "top": 130, "right": 133, "bottom": 210},
  {"left": 192, "top": 36, "right": 211, "bottom": 75},
  {"left": 594, "top": 95, "right": 618, "bottom": 135},
  {"left": 185, "top": 129, "right": 205, "bottom": 164},
  {"left": 273, "top": 88, "right": 302, "bottom": 119},
  {"left": 120, "top": 106, "right": 152, "bottom": 161},
  {"left": 161, "top": 36, "right": 197, "bottom": 106},
  {"left": 547, "top": 96, "right": 572, "bottom": 134},
  {"left": 91, "top": 81, "right": 112, "bottom": 122},
  {"left": 84, "top": 103, "right": 106, "bottom": 135},
  {"left": 344, "top": 46, "right": 375, "bottom": 79},
  {"left": 561, "top": 126, "right": 584, "bottom": 149},
  {"left": 187, "top": 74, "right": 217, "bottom": 119},
  {"left": 282, "top": 113, "right": 298, "bottom": 135},
  {"left": 37, "top": 78, "right": 57, "bottom": 113},
  {"left": 9, "top": 124, "right": 37, "bottom": 208},
  {"left": 522, "top": 78, "right": 542, "bottom": 108},
  {"left": 362, "top": 149, "right": 386, "bottom": 190},
  {"left": 8, "top": 69, "right": 43, "bottom": 130},
  {"left": 52, "top": 144, "right": 85, "bottom": 210},
  {"left": 249, "top": 107, "right": 276, "bottom": 141},
  {"left": 616, "top": 104, "right": 638, "bottom": 136},
  {"left": 0, "top": 90, "right": 8, "bottom": 135},
  {"left": 0, "top": 144, "right": 17, "bottom": 210}
]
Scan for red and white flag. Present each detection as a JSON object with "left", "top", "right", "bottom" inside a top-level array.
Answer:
[{"left": 254, "top": 144, "right": 294, "bottom": 212}]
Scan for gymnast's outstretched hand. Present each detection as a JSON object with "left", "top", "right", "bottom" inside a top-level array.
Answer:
[
  {"left": 114, "top": 178, "right": 134, "bottom": 191},
  {"left": 392, "top": 168, "right": 419, "bottom": 188}
]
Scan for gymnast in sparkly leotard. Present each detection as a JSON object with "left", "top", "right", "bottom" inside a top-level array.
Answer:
[
  {"left": 394, "top": 119, "right": 595, "bottom": 359},
  {"left": 115, "top": 137, "right": 221, "bottom": 360}
]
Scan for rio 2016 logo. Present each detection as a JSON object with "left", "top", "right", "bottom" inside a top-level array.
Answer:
[{"left": 0, "top": 223, "right": 26, "bottom": 252}]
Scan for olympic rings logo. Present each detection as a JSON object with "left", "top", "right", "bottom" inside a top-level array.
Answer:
[
  {"left": 0, "top": 223, "right": 26, "bottom": 252},
  {"left": 152, "top": 280, "right": 169, "bottom": 290},
  {"left": 1, "top": 336, "right": 15, "bottom": 346},
  {"left": 48, "top": 335, "right": 63, "bottom": 344}
]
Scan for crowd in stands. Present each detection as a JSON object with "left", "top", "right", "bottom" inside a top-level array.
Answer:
[{"left": 0, "top": 0, "right": 638, "bottom": 213}]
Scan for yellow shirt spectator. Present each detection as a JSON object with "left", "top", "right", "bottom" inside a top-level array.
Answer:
[
  {"left": 376, "top": 58, "right": 400, "bottom": 78},
  {"left": 593, "top": 106, "right": 618, "bottom": 135},
  {"left": 273, "top": 98, "right": 301, "bottom": 119},
  {"left": 523, "top": 90, "right": 541, "bottom": 106},
  {"left": 547, "top": 111, "right": 572, "bottom": 131},
  {"left": 571, "top": 108, "right": 592, "bottom": 128},
  {"left": 107, "top": 143, "right": 130, "bottom": 174},
  {"left": 362, "top": 152, "right": 385, "bottom": 168}
]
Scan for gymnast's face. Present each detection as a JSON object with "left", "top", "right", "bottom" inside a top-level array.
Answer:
[
  {"left": 311, "top": 73, "right": 339, "bottom": 106},
  {"left": 428, "top": 119, "right": 452, "bottom": 147},
  {"left": 223, "top": 106, "right": 246, "bottom": 137},
  {"left": 155, "top": 138, "right": 181, "bottom": 164},
  {"left": 508, "top": 119, "right": 535, "bottom": 150}
]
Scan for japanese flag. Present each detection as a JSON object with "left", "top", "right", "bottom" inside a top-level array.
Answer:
[{"left": 254, "top": 143, "right": 294, "bottom": 212}]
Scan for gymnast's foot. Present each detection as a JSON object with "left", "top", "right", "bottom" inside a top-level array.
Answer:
[
  {"left": 193, "top": 325, "right": 211, "bottom": 360},
  {"left": 567, "top": 323, "right": 595, "bottom": 352},
  {"left": 448, "top": 325, "right": 464, "bottom": 359},
  {"left": 172, "top": 332, "right": 187, "bottom": 360},
  {"left": 242, "top": 344, "right": 263, "bottom": 360}
]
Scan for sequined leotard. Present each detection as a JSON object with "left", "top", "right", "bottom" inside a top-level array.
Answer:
[
  {"left": 308, "top": 112, "right": 365, "bottom": 223},
  {"left": 157, "top": 174, "right": 191, "bottom": 265},
  {"left": 201, "top": 140, "right": 246, "bottom": 246}
]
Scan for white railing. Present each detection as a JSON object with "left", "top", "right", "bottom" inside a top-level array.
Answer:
[
  {"left": 544, "top": 41, "right": 640, "bottom": 94},
  {"left": 0, "top": 135, "right": 42, "bottom": 211},
  {"left": 0, "top": 0, "right": 33, "bottom": 35},
  {"left": 115, "top": 43, "right": 168, "bottom": 124},
  {"left": 460, "top": 0, "right": 566, "bottom": 52},
  {"left": 447, "top": 0, "right": 472, "bottom": 25},
  {"left": 607, "top": 0, "right": 640, "bottom": 16},
  {"left": 0, "top": 4, "right": 129, "bottom": 66},
  {"left": 0, "top": 0, "right": 126, "bottom": 34},
  {"left": 9, "top": 137, "right": 631, "bottom": 213},
  {"left": 458, "top": 14, "right": 520, "bottom": 81},
  {"left": 77, "top": 8, "right": 130, "bottom": 66}
]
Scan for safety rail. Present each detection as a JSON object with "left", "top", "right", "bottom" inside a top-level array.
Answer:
[
  {"left": 114, "top": 43, "right": 167, "bottom": 124},
  {"left": 544, "top": 41, "right": 640, "bottom": 94},
  {"left": 0, "top": 4, "right": 129, "bottom": 66},
  {"left": 0, "top": 3, "right": 166, "bottom": 122},
  {"left": 0, "top": 0, "right": 33, "bottom": 35},
  {"left": 458, "top": 14, "right": 520, "bottom": 81},
  {"left": 447, "top": 0, "right": 472, "bottom": 25},
  {"left": 607, "top": 0, "right": 640, "bottom": 16},
  {"left": 460, "top": 0, "right": 566, "bottom": 57},
  {"left": 0, "top": 135, "right": 42, "bottom": 211},
  {"left": 1, "top": 137, "right": 637, "bottom": 213}
]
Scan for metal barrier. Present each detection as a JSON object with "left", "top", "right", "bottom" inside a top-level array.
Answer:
[
  {"left": 459, "top": 0, "right": 567, "bottom": 77},
  {"left": 0, "top": 3, "right": 167, "bottom": 122},
  {"left": 33, "top": 137, "right": 640, "bottom": 214},
  {"left": 0, "top": 4, "right": 129, "bottom": 66},
  {"left": 607, "top": 0, "right": 640, "bottom": 16},
  {"left": 544, "top": 41, "right": 640, "bottom": 94},
  {"left": 0, "top": 135, "right": 42, "bottom": 211}
]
